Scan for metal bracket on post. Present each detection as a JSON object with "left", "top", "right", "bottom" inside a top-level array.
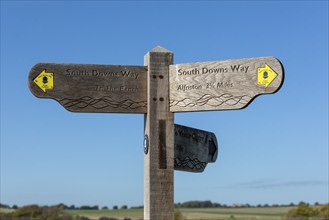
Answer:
[{"left": 144, "top": 46, "right": 174, "bottom": 220}]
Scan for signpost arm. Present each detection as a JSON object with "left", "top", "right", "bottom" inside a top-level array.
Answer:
[{"left": 144, "top": 46, "right": 174, "bottom": 220}]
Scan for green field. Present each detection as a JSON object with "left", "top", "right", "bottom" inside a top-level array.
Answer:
[
  {"left": 2, "top": 205, "right": 327, "bottom": 220},
  {"left": 67, "top": 207, "right": 293, "bottom": 220}
]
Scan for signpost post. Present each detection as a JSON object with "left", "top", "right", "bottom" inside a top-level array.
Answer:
[
  {"left": 143, "top": 46, "right": 174, "bottom": 219},
  {"left": 28, "top": 46, "right": 284, "bottom": 220}
]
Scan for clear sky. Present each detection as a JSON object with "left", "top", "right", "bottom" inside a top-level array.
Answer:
[{"left": 1, "top": 1, "right": 328, "bottom": 208}]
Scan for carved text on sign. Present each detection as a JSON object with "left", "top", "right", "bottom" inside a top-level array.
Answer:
[
  {"left": 29, "top": 63, "right": 147, "bottom": 113},
  {"left": 169, "top": 57, "right": 284, "bottom": 112}
]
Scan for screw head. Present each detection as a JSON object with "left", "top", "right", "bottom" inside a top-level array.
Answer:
[{"left": 144, "top": 135, "right": 149, "bottom": 155}]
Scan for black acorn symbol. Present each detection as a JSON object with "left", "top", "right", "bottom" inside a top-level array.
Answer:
[
  {"left": 42, "top": 76, "right": 48, "bottom": 84},
  {"left": 263, "top": 71, "right": 268, "bottom": 79}
]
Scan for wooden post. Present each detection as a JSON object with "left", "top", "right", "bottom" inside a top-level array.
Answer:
[{"left": 144, "top": 46, "right": 174, "bottom": 220}]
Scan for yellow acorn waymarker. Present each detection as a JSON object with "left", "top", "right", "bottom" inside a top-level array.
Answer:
[
  {"left": 33, "top": 70, "right": 54, "bottom": 92},
  {"left": 257, "top": 64, "right": 278, "bottom": 88}
]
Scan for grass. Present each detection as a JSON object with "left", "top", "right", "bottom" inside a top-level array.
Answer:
[
  {"left": 3, "top": 205, "right": 327, "bottom": 220},
  {"left": 67, "top": 206, "right": 293, "bottom": 220},
  {"left": 0, "top": 208, "right": 13, "bottom": 214},
  {"left": 68, "top": 209, "right": 143, "bottom": 220},
  {"left": 179, "top": 207, "right": 290, "bottom": 220}
]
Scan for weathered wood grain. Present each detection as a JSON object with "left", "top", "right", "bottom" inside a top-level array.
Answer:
[
  {"left": 169, "top": 57, "right": 284, "bottom": 112},
  {"left": 144, "top": 46, "right": 174, "bottom": 220},
  {"left": 28, "top": 63, "right": 147, "bottom": 113}
]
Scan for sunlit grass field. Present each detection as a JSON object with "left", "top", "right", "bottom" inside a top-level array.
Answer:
[{"left": 67, "top": 206, "right": 293, "bottom": 220}]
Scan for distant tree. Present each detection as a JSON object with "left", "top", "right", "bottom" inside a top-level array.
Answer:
[
  {"left": 298, "top": 201, "right": 308, "bottom": 206},
  {"left": 0, "top": 203, "right": 10, "bottom": 209},
  {"left": 80, "top": 205, "right": 90, "bottom": 210},
  {"left": 179, "top": 200, "right": 217, "bottom": 208},
  {"left": 113, "top": 205, "right": 118, "bottom": 210},
  {"left": 91, "top": 205, "right": 99, "bottom": 210},
  {"left": 130, "top": 205, "right": 143, "bottom": 209},
  {"left": 175, "top": 202, "right": 181, "bottom": 208},
  {"left": 101, "top": 206, "right": 108, "bottom": 210},
  {"left": 55, "top": 203, "right": 67, "bottom": 209},
  {"left": 121, "top": 205, "right": 128, "bottom": 210},
  {"left": 12, "top": 204, "right": 18, "bottom": 209}
]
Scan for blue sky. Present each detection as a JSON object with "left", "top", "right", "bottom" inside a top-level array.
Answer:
[{"left": 1, "top": 1, "right": 328, "bottom": 208}]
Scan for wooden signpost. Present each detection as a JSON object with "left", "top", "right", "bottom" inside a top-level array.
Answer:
[{"left": 28, "top": 46, "right": 284, "bottom": 220}]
